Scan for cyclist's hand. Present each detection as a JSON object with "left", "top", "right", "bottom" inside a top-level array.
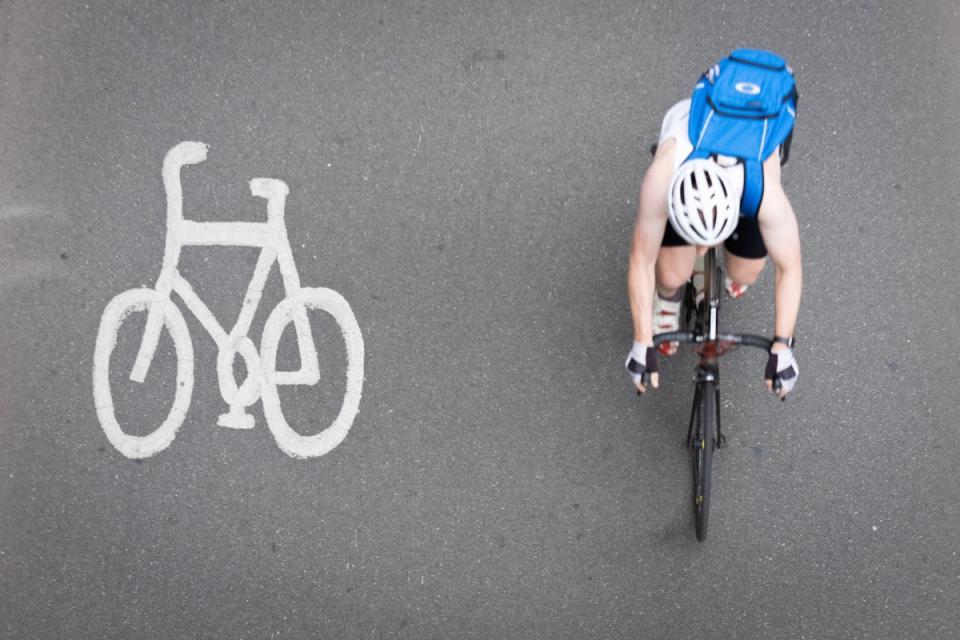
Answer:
[
  {"left": 764, "top": 345, "right": 798, "bottom": 399},
  {"left": 626, "top": 341, "right": 659, "bottom": 394}
]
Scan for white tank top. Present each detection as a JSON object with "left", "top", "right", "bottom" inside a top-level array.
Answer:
[{"left": 658, "top": 99, "right": 695, "bottom": 172}]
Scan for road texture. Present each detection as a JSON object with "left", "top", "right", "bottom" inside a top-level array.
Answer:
[{"left": 2, "top": 1, "right": 959, "bottom": 638}]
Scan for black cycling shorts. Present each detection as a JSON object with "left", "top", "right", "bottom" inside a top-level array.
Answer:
[{"left": 662, "top": 215, "right": 767, "bottom": 259}]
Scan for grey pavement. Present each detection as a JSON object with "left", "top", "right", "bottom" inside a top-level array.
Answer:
[{"left": 2, "top": 1, "right": 959, "bottom": 638}]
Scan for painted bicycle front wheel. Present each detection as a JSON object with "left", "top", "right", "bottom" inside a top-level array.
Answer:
[{"left": 92, "top": 288, "right": 194, "bottom": 459}]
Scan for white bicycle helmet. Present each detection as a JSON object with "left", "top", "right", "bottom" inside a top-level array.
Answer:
[{"left": 667, "top": 158, "right": 740, "bottom": 246}]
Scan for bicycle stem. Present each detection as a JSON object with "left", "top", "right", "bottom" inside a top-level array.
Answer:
[{"left": 704, "top": 247, "right": 719, "bottom": 341}]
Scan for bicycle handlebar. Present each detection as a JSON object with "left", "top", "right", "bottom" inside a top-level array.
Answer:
[
  {"left": 650, "top": 331, "right": 773, "bottom": 351},
  {"left": 639, "top": 332, "right": 783, "bottom": 396}
]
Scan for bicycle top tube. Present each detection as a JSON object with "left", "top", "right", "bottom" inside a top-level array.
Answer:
[
  {"left": 176, "top": 220, "right": 283, "bottom": 249},
  {"left": 702, "top": 247, "right": 721, "bottom": 339}
]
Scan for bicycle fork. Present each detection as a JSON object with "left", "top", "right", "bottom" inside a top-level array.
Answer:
[
  {"left": 130, "top": 294, "right": 170, "bottom": 384},
  {"left": 130, "top": 142, "right": 206, "bottom": 384},
  {"left": 686, "top": 366, "right": 724, "bottom": 449}
]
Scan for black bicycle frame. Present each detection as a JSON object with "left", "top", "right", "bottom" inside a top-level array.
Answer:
[
  {"left": 691, "top": 249, "right": 722, "bottom": 447},
  {"left": 649, "top": 247, "right": 775, "bottom": 540}
]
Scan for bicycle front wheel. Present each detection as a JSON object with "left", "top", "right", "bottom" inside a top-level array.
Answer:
[
  {"left": 92, "top": 289, "right": 194, "bottom": 459},
  {"left": 692, "top": 380, "right": 715, "bottom": 541},
  {"left": 260, "top": 287, "right": 364, "bottom": 459}
]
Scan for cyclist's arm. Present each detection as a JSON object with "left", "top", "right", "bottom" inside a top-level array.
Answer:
[
  {"left": 628, "top": 140, "right": 674, "bottom": 344},
  {"left": 757, "top": 154, "right": 803, "bottom": 348}
]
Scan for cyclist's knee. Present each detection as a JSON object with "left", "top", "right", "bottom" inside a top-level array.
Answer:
[
  {"left": 725, "top": 253, "right": 766, "bottom": 286},
  {"left": 656, "top": 263, "right": 692, "bottom": 293},
  {"left": 656, "top": 246, "right": 696, "bottom": 291}
]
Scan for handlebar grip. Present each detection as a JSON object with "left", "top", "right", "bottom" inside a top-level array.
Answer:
[
  {"left": 164, "top": 141, "right": 209, "bottom": 170},
  {"left": 738, "top": 334, "right": 774, "bottom": 350}
]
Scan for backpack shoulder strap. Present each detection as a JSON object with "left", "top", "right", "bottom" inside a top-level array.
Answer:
[{"left": 741, "top": 160, "right": 764, "bottom": 217}]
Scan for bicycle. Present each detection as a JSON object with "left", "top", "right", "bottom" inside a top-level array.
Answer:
[
  {"left": 643, "top": 246, "right": 780, "bottom": 541},
  {"left": 92, "top": 141, "right": 364, "bottom": 460}
]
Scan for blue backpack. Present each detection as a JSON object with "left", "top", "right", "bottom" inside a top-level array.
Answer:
[{"left": 686, "top": 49, "right": 797, "bottom": 217}]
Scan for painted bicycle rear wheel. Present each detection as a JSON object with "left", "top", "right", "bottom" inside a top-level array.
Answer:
[{"left": 260, "top": 287, "right": 364, "bottom": 459}]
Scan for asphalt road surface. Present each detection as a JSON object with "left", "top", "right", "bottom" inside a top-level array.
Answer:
[{"left": 2, "top": 1, "right": 959, "bottom": 638}]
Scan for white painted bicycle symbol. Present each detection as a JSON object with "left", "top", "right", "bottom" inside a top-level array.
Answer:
[{"left": 93, "top": 141, "right": 364, "bottom": 459}]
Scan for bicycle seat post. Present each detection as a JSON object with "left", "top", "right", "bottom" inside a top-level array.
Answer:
[{"left": 250, "top": 178, "right": 289, "bottom": 225}]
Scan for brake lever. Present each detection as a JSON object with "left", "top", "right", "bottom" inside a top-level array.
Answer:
[
  {"left": 773, "top": 377, "right": 785, "bottom": 402},
  {"left": 637, "top": 371, "right": 652, "bottom": 396}
]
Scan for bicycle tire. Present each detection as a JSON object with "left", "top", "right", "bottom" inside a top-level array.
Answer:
[
  {"left": 260, "top": 287, "right": 364, "bottom": 459},
  {"left": 92, "top": 288, "right": 194, "bottom": 459},
  {"left": 693, "top": 379, "right": 715, "bottom": 541}
]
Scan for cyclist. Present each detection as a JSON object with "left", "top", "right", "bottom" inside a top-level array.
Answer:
[{"left": 625, "top": 51, "right": 802, "bottom": 399}]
